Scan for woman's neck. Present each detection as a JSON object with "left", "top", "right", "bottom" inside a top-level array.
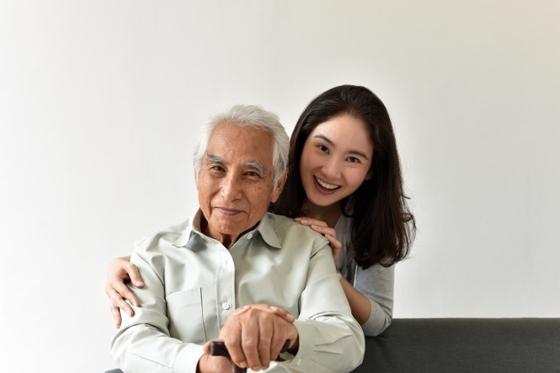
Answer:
[{"left": 301, "top": 201, "right": 342, "bottom": 228}]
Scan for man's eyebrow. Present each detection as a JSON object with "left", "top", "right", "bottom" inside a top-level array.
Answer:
[
  {"left": 244, "top": 161, "right": 265, "bottom": 175},
  {"left": 206, "top": 154, "right": 225, "bottom": 164},
  {"left": 206, "top": 155, "right": 266, "bottom": 174},
  {"left": 312, "top": 134, "right": 370, "bottom": 160}
]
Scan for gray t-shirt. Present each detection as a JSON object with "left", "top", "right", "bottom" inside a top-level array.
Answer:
[{"left": 335, "top": 215, "right": 394, "bottom": 336}]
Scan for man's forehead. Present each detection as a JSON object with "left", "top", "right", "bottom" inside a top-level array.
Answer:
[
  {"left": 209, "top": 122, "right": 270, "bottom": 142},
  {"left": 205, "top": 123, "right": 274, "bottom": 166}
]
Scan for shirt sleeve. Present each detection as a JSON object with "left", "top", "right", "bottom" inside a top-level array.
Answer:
[
  {"left": 285, "top": 243, "right": 365, "bottom": 372},
  {"left": 353, "top": 263, "right": 394, "bottom": 336},
  {"left": 110, "top": 250, "right": 204, "bottom": 373}
]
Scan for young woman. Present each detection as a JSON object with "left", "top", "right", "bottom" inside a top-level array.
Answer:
[{"left": 105, "top": 84, "right": 415, "bottom": 336}]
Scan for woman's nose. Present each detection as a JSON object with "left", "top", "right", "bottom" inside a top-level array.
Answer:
[{"left": 322, "top": 157, "right": 342, "bottom": 179}]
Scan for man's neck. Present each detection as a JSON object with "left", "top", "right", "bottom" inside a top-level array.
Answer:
[{"left": 199, "top": 215, "right": 250, "bottom": 249}]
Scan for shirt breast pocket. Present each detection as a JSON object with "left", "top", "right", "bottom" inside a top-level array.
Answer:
[{"left": 166, "top": 287, "right": 207, "bottom": 344}]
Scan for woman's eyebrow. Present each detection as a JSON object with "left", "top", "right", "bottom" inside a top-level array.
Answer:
[
  {"left": 312, "top": 134, "right": 334, "bottom": 145},
  {"left": 348, "top": 150, "right": 370, "bottom": 160}
]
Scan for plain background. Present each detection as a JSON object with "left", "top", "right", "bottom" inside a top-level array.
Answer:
[{"left": 1, "top": 1, "right": 559, "bottom": 372}]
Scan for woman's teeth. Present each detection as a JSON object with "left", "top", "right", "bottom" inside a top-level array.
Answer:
[{"left": 315, "top": 176, "right": 340, "bottom": 190}]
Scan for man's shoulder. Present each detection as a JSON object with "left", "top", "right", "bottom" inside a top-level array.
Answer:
[
  {"left": 264, "top": 213, "right": 329, "bottom": 252},
  {"left": 133, "top": 219, "right": 191, "bottom": 256}
]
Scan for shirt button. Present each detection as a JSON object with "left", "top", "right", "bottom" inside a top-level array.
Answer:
[
  {"left": 222, "top": 302, "right": 231, "bottom": 310},
  {"left": 247, "top": 233, "right": 253, "bottom": 239}
]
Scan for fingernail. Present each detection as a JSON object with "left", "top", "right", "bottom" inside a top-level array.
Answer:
[{"left": 239, "top": 361, "right": 247, "bottom": 368}]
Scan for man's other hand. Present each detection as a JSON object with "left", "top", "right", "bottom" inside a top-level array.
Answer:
[{"left": 198, "top": 342, "right": 235, "bottom": 373}]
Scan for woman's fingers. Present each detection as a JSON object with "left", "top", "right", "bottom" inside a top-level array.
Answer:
[
  {"left": 107, "top": 287, "right": 135, "bottom": 318},
  {"left": 123, "top": 262, "right": 145, "bottom": 287},
  {"left": 310, "top": 224, "right": 336, "bottom": 237},
  {"left": 296, "top": 218, "right": 343, "bottom": 260},
  {"left": 325, "top": 233, "right": 343, "bottom": 262},
  {"left": 111, "top": 305, "right": 122, "bottom": 328},
  {"left": 112, "top": 280, "right": 141, "bottom": 307},
  {"left": 295, "top": 217, "right": 328, "bottom": 227}
]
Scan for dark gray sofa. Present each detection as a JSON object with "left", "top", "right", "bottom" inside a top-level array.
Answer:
[
  {"left": 107, "top": 318, "right": 560, "bottom": 373},
  {"left": 352, "top": 318, "right": 560, "bottom": 373}
]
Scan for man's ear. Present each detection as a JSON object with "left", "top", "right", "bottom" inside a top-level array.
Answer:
[{"left": 271, "top": 172, "right": 287, "bottom": 203}]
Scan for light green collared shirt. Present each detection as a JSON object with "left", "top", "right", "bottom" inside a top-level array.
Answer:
[{"left": 111, "top": 211, "right": 365, "bottom": 373}]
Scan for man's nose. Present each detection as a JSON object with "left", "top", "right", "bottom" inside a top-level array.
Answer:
[{"left": 220, "top": 173, "right": 242, "bottom": 201}]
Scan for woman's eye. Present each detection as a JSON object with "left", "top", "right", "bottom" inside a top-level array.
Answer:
[
  {"left": 347, "top": 156, "right": 361, "bottom": 164},
  {"left": 317, "top": 144, "right": 329, "bottom": 153}
]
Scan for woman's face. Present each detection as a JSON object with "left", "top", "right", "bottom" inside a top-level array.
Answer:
[{"left": 299, "top": 113, "right": 374, "bottom": 208}]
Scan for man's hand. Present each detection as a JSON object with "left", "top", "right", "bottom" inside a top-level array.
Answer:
[
  {"left": 219, "top": 305, "right": 298, "bottom": 371},
  {"left": 196, "top": 341, "right": 233, "bottom": 373},
  {"left": 197, "top": 341, "right": 236, "bottom": 373}
]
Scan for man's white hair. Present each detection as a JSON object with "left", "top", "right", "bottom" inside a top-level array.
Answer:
[{"left": 193, "top": 105, "right": 290, "bottom": 186}]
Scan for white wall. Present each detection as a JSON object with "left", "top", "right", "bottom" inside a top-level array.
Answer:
[{"left": 1, "top": 1, "right": 558, "bottom": 372}]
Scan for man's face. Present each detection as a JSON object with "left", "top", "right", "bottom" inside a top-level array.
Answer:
[{"left": 196, "top": 122, "right": 284, "bottom": 247}]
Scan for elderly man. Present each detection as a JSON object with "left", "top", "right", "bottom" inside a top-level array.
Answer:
[{"left": 111, "top": 105, "right": 365, "bottom": 373}]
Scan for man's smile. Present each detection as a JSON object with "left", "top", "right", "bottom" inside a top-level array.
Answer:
[{"left": 213, "top": 206, "right": 246, "bottom": 216}]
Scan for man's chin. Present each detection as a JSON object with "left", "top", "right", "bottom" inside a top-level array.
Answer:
[{"left": 208, "top": 220, "right": 247, "bottom": 238}]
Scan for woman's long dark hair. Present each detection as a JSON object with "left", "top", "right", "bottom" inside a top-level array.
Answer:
[{"left": 272, "top": 85, "right": 415, "bottom": 269}]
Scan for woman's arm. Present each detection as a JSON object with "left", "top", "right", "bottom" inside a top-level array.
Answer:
[
  {"left": 338, "top": 274, "right": 372, "bottom": 325},
  {"left": 295, "top": 216, "right": 394, "bottom": 336},
  {"left": 104, "top": 256, "right": 145, "bottom": 327},
  {"left": 352, "top": 263, "right": 394, "bottom": 336}
]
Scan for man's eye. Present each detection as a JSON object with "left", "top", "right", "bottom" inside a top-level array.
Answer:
[
  {"left": 209, "top": 165, "right": 225, "bottom": 173},
  {"left": 244, "top": 171, "right": 261, "bottom": 178}
]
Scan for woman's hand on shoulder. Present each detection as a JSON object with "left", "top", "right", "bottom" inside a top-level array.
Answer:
[
  {"left": 105, "top": 256, "right": 145, "bottom": 328},
  {"left": 295, "top": 217, "right": 343, "bottom": 265}
]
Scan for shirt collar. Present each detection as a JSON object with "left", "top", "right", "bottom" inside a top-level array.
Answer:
[
  {"left": 172, "top": 210, "right": 282, "bottom": 250},
  {"left": 254, "top": 213, "right": 282, "bottom": 249},
  {"left": 172, "top": 209, "right": 203, "bottom": 248}
]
